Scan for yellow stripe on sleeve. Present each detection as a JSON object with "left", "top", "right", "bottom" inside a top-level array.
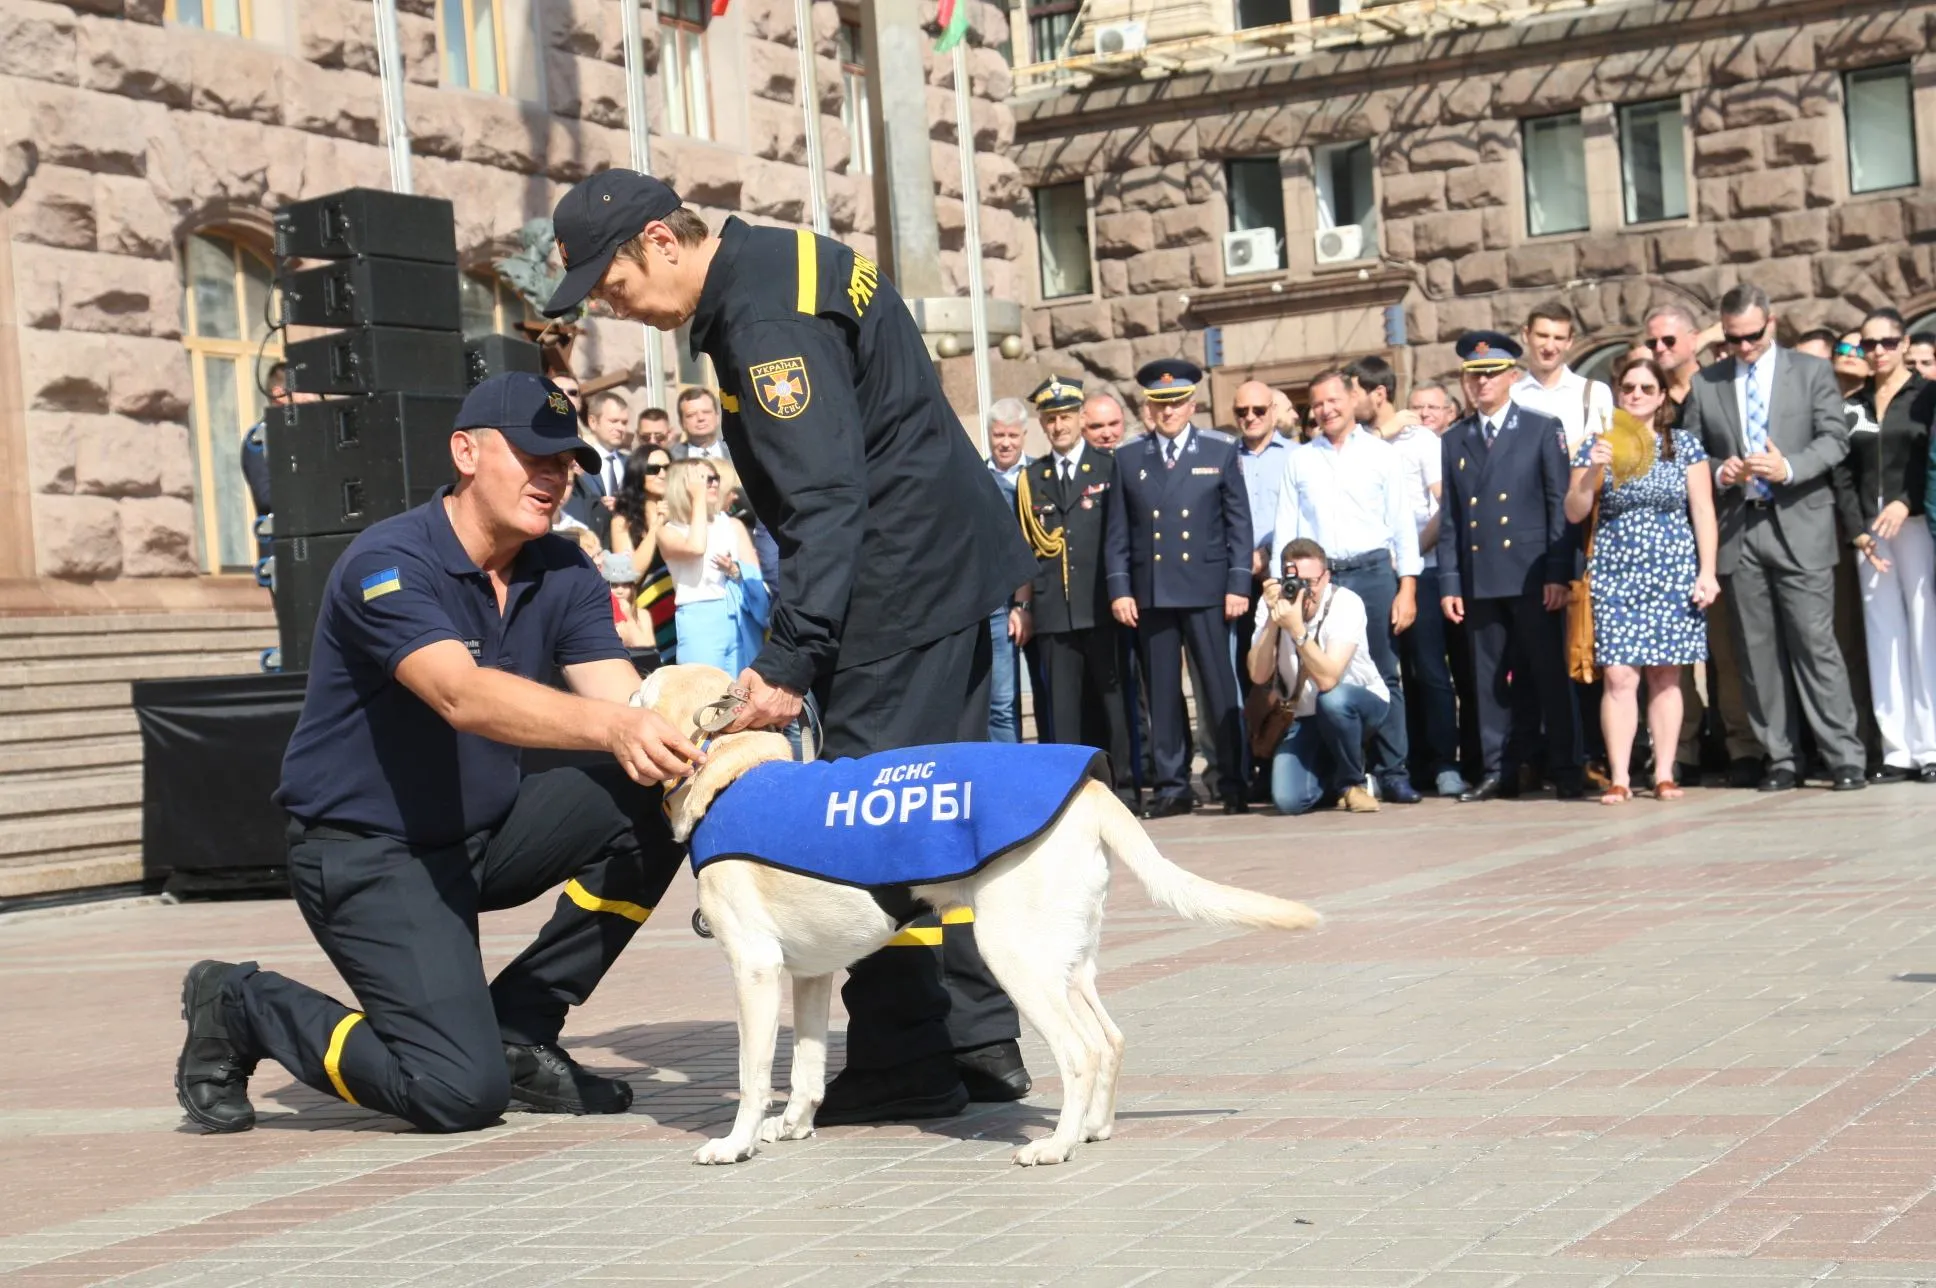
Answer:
[
  {"left": 795, "top": 227, "right": 818, "bottom": 315},
  {"left": 941, "top": 907, "right": 975, "bottom": 924},
  {"left": 886, "top": 926, "right": 943, "bottom": 947},
  {"left": 323, "top": 1012, "right": 365, "bottom": 1105},
  {"left": 564, "top": 878, "right": 652, "bottom": 924}
]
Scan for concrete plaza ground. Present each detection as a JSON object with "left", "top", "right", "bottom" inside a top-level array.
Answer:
[{"left": 3, "top": 782, "right": 1936, "bottom": 1287}]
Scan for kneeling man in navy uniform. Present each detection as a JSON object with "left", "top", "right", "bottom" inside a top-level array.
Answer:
[{"left": 174, "top": 373, "right": 700, "bottom": 1134}]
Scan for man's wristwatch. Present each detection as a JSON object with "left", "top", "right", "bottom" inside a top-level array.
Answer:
[
  {"left": 1291, "top": 630, "right": 1311, "bottom": 650},
  {"left": 1012, "top": 602, "right": 1031, "bottom": 614}
]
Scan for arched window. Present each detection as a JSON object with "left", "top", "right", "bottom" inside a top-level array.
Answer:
[
  {"left": 460, "top": 272, "right": 535, "bottom": 338},
  {"left": 1574, "top": 340, "right": 1634, "bottom": 389},
  {"left": 181, "top": 230, "right": 280, "bottom": 573}
]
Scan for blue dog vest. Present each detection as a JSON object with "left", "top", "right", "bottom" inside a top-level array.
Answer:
[{"left": 689, "top": 743, "right": 1109, "bottom": 888}]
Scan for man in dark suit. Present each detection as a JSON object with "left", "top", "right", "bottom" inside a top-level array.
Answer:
[
  {"left": 1020, "top": 375, "right": 1135, "bottom": 805},
  {"left": 1439, "top": 331, "right": 1582, "bottom": 801},
  {"left": 1105, "top": 359, "right": 1252, "bottom": 817},
  {"left": 1680, "top": 283, "right": 1864, "bottom": 791}
]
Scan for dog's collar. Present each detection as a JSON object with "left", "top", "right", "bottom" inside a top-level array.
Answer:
[{"left": 660, "top": 686, "right": 748, "bottom": 818}]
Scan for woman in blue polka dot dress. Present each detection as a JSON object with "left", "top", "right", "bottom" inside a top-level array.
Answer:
[{"left": 1565, "top": 354, "right": 1721, "bottom": 805}]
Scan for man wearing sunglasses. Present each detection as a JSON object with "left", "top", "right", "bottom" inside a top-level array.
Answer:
[
  {"left": 1679, "top": 283, "right": 1865, "bottom": 793},
  {"left": 543, "top": 170, "right": 1040, "bottom": 1126}
]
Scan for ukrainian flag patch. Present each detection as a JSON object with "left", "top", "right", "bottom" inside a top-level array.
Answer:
[{"left": 360, "top": 567, "right": 402, "bottom": 602}]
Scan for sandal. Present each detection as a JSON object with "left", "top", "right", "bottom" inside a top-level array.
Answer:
[
  {"left": 1599, "top": 785, "right": 1634, "bottom": 805},
  {"left": 1653, "top": 780, "right": 1684, "bottom": 801}
]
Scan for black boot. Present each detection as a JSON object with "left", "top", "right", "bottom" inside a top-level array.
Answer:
[
  {"left": 955, "top": 1038, "right": 1032, "bottom": 1102},
  {"left": 505, "top": 1042, "right": 634, "bottom": 1114},
  {"left": 815, "top": 1052, "right": 968, "bottom": 1126},
  {"left": 176, "top": 960, "right": 258, "bottom": 1134}
]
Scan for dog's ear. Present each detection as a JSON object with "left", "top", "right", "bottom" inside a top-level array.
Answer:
[
  {"left": 631, "top": 670, "right": 664, "bottom": 711},
  {"left": 666, "top": 731, "right": 792, "bottom": 843}
]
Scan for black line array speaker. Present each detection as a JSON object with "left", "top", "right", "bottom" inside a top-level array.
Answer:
[
  {"left": 265, "top": 394, "right": 464, "bottom": 538},
  {"left": 283, "top": 326, "right": 468, "bottom": 397},
  {"left": 465, "top": 332, "right": 543, "bottom": 386},
  {"left": 279, "top": 258, "right": 463, "bottom": 331},
  {"left": 274, "top": 189, "right": 459, "bottom": 264},
  {"left": 270, "top": 532, "right": 357, "bottom": 673}
]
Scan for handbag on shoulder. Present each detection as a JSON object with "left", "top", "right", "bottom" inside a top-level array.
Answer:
[
  {"left": 1565, "top": 497, "right": 1599, "bottom": 684},
  {"left": 1245, "top": 675, "right": 1298, "bottom": 762}
]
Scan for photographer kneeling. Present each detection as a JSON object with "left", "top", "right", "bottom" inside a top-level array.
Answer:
[{"left": 1246, "top": 538, "right": 1391, "bottom": 815}]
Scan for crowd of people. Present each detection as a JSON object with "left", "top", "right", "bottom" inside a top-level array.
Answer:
[{"left": 980, "top": 288, "right": 1936, "bottom": 817}]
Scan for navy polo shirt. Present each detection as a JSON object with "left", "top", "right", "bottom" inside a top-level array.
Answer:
[{"left": 276, "top": 488, "right": 629, "bottom": 846}]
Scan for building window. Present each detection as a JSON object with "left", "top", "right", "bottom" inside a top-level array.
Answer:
[
  {"left": 1034, "top": 183, "right": 1092, "bottom": 300},
  {"left": 182, "top": 231, "right": 279, "bottom": 573},
  {"left": 1235, "top": 0, "right": 1289, "bottom": 29},
  {"left": 673, "top": 321, "right": 717, "bottom": 389},
  {"left": 438, "top": 0, "right": 511, "bottom": 93},
  {"left": 1312, "top": 140, "right": 1375, "bottom": 263},
  {"left": 165, "top": 0, "right": 250, "bottom": 36},
  {"left": 837, "top": 20, "right": 873, "bottom": 176},
  {"left": 1523, "top": 111, "right": 1589, "bottom": 237},
  {"left": 1225, "top": 158, "right": 1286, "bottom": 275},
  {"left": 1027, "top": 1, "right": 1077, "bottom": 61},
  {"left": 1846, "top": 64, "right": 1918, "bottom": 195},
  {"left": 659, "top": 0, "right": 713, "bottom": 139},
  {"left": 1618, "top": 100, "right": 1688, "bottom": 224},
  {"left": 460, "top": 273, "right": 533, "bottom": 339}
]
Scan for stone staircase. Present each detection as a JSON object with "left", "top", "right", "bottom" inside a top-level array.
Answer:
[{"left": 0, "top": 612, "right": 279, "bottom": 899}]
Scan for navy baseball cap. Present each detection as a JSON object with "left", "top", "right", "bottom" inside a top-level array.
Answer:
[
  {"left": 455, "top": 373, "right": 601, "bottom": 472},
  {"left": 543, "top": 170, "right": 684, "bottom": 317}
]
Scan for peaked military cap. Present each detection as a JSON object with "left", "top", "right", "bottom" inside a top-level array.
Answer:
[
  {"left": 1457, "top": 330, "right": 1523, "bottom": 374},
  {"left": 1029, "top": 374, "right": 1085, "bottom": 413},
  {"left": 1136, "top": 358, "right": 1202, "bottom": 403}
]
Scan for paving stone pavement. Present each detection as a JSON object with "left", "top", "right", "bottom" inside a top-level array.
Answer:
[{"left": 4, "top": 783, "right": 1936, "bottom": 1286}]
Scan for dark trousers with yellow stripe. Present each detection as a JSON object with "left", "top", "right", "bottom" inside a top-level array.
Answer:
[
  {"left": 820, "top": 618, "right": 1021, "bottom": 1070},
  {"left": 224, "top": 765, "right": 681, "bottom": 1132}
]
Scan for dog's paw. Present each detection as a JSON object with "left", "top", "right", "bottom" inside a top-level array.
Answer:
[
  {"left": 759, "top": 1113, "right": 816, "bottom": 1144},
  {"left": 1083, "top": 1121, "right": 1114, "bottom": 1143},
  {"left": 692, "top": 1137, "right": 758, "bottom": 1165},
  {"left": 1012, "top": 1138, "right": 1073, "bottom": 1167}
]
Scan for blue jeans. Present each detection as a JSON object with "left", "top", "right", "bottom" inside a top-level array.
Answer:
[
  {"left": 987, "top": 607, "right": 1021, "bottom": 743},
  {"left": 1270, "top": 683, "right": 1390, "bottom": 815},
  {"left": 1329, "top": 563, "right": 1409, "bottom": 787}
]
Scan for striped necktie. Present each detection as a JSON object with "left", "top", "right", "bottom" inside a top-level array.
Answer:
[{"left": 1744, "top": 361, "right": 1772, "bottom": 502}]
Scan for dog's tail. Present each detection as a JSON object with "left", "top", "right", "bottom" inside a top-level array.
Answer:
[{"left": 1093, "top": 783, "right": 1322, "bottom": 931}]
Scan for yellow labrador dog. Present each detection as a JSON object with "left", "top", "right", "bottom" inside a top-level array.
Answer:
[{"left": 637, "top": 664, "right": 1320, "bottom": 1166}]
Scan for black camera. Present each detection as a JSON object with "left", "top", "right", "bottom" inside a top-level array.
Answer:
[{"left": 1280, "top": 575, "right": 1312, "bottom": 600}]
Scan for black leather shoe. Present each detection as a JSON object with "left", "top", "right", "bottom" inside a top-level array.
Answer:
[
  {"left": 1758, "top": 768, "right": 1799, "bottom": 792},
  {"left": 816, "top": 1053, "right": 969, "bottom": 1126},
  {"left": 1869, "top": 764, "right": 1910, "bottom": 784},
  {"left": 1674, "top": 762, "right": 1704, "bottom": 788},
  {"left": 177, "top": 960, "right": 258, "bottom": 1134},
  {"left": 1831, "top": 765, "right": 1866, "bottom": 792},
  {"left": 1220, "top": 796, "right": 1250, "bottom": 815},
  {"left": 1380, "top": 778, "right": 1423, "bottom": 805},
  {"left": 506, "top": 1042, "right": 633, "bottom": 1115},
  {"left": 1459, "top": 774, "right": 1510, "bottom": 803},
  {"left": 955, "top": 1039, "right": 1031, "bottom": 1102},
  {"left": 1143, "top": 795, "right": 1194, "bottom": 820},
  {"left": 1921, "top": 764, "right": 1936, "bottom": 785},
  {"left": 1728, "top": 758, "right": 1764, "bottom": 788},
  {"left": 1552, "top": 775, "right": 1587, "bottom": 801}
]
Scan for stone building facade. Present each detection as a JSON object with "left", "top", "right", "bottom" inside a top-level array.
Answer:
[
  {"left": 1009, "top": 0, "right": 1936, "bottom": 420},
  {"left": 0, "top": 0, "right": 1022, "bottom": 609}
]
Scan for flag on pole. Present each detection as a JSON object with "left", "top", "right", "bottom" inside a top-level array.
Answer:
[
  {"left": 933, "top": 0, "right": 969, "bottom": 52},
  {"left": 712, "top": 0, "right": 729, "bottom": 16}
]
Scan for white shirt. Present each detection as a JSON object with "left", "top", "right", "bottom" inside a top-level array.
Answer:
[
  {"left": 1384, "top": 423, "right": 1442, "bottom": 570},
  {"left": 663, "top": 514, "right": 737, "bottom": 605},
  {"left": 591, "top": 444, "right": 625, "bottom": 496},
  {"left": 1254, "top": 583, "right": 1388, "bottom": 718},
  {"left": 683, "top": 438, "right": 729, "bottom": 461},
  {"left": 1271, "top": 428, "right": 1423, "bottom": 578},
  {"left": 1050, "top": 441, "right": 1086, "bottom": 481},
  {"left": 1512, "top": 366, "right": 1613, "bottom": 456}
]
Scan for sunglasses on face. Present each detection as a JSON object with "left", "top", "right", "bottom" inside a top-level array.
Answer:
[
  {"left": 703, "top": 474, "right": 721, "bottom": 485},
  {"left": 1234, "top": 405, "right": 1271, "bottom": 418},
  {"left": 1860, "top": 335, "right": 1904, "bottom": 352},
  {"left": 1834, "top": 343, "right": 1864, "bottom": 359},
  {"left": 1723, "top": 324, "right": 1768, "bottom": 345},
  {"left": 1643, "top": 336, "right": 1678, "bottom": 350},
  {"left": 643, "top": 463, "right": 668, "bottom": 476},
  {"left": 1619, "top": 382, "right": 1660, "bottom": 395}
]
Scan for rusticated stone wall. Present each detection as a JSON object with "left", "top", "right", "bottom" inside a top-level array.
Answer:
[
  {"left": 1011, "top": 0, "right": 1936, "bottom": 397},
  {"left": 0, "top": 0, "right": 1021, "bottom": 587}
]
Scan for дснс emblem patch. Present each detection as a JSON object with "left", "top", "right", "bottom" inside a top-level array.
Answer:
[{"left": 750, "top": 356, "right": 811, "bottom": 419}]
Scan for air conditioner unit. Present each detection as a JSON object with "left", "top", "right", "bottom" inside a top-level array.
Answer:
[
  {"left": 1093, "top": 21, "right": 1147, "bottom": 56},
  {"left": 1315, "top": 223, "right": 1366, "bottom": 265},
  {"left": 1222, "top": 227, "right": 1280, "bottom": 276}
]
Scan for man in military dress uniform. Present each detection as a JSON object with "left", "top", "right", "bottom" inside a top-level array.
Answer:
[
  {"left": 1438, "top": 331, "right": 1583, "bottom": 801},
  {"left": 544, "top": 170, "right": 1039, "bottom": 1122},
  {"left": 1104, "top": 359, "right": 1253, "bottom": 818},
  {"left": 1018, "top": 374, "right": 1136, "bottom": 804}
]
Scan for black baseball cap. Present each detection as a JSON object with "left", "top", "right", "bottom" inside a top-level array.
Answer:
[
  {"left": 543, "top": 170, "right": 684, "bottom": 317},
  {"left": 454, "top": 373, "right": 601, "bottom": 472}
]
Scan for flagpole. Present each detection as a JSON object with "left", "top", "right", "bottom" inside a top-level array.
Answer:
[
  {"left": 794, "top": 0, "right": 831, "bottom": 236},
  {"left": 950, "top": 40, "right": 990, "bottom": 453},
  {"left": 620, "top": 0, "right": 669, "bottom": 413},
  {"left": 370, "top": 0, "right": 413, "bottom": 193}
]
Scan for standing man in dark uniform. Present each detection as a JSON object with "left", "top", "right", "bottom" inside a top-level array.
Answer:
[
  {"left": 172, "top": 373, "right": 700, "bottom": 1135},
  {"left": 1438, "top": 332, "right": 1584, "bottom": 801},
  {"left": 1017, "top": 374, "right": 1136, "bottom": 805},
  {"left": 1104, "top": 359, "right": 1253, "bottom": 818},
  {"left": 543, "top": 171, "right": 1038, "bottom": 1122}
]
